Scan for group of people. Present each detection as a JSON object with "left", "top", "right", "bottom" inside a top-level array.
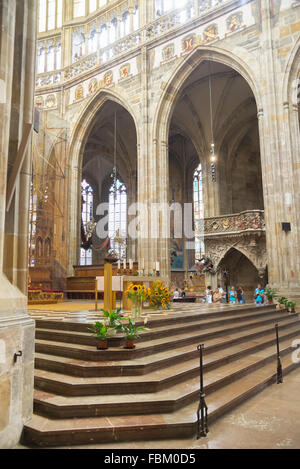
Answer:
[
  {"left": 203, "top": 285, "right": 246, "bottom": 304},
  {"left": 172, "top": 283, "right": 269, "bottom": 306}
]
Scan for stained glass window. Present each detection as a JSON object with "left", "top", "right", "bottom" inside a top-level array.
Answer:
[
  {"left": 29, "top": 182, "right": 37, "bottom": 267},
  {"left": 108, "top": 180, "right": 127, "bottom": 259},
  {"left": 193, "top": 164, "right": 205, "bottom": 260},
  {"left": 80, "top": 179, "right": 93, "bottom": 266}
]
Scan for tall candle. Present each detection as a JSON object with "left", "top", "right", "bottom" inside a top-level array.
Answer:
[
  {"left": 129, "top": 259, "right": 133, "bottom": 270},
  {"left": 123, "top": 259, "right": 126, "bottom": 270},
  {"left": 156, "top": 262, "right": 160, "bottom": 272},
  {"left": 117, "top": 260, "right": 121, "bottom": 270}
]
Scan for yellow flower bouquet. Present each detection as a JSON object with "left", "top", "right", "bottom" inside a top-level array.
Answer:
[
  {"left": 124, "top": 283, "right": 148, "bottom": 318},
  {"left": 148, "top": 280, "right": 172, "bottom": 310}
]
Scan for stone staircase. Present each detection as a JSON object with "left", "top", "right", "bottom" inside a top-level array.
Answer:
[{"left": 23, "top": 304, "right": 300, "bottom": 447}]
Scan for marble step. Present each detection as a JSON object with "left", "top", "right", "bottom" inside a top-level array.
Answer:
[
  {"left": 34, "top": 318, "right": 300, "bottom": 377},
  {"left": 34, "top": 304, "right": 276, "bottom": 333},
  {"left": 34, "top": 323, "right": 300, "bottom": 396},
  {"left": 35, "top": 307, "right": 284, "bottom": 347},
  {"left": 33, "top": 337, "right": 300, "bottom": 418},
  {"left": 35, "top": 312, "right": 298, "bottom": 362},
  {"left": 23, "top": 355, "right": 300, "bottom": 446}
]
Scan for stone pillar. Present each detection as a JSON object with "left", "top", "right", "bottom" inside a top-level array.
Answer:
[
  {"left": 0, "top": 0, "right": 36, "bottom": 449},
  {"left": 258, "top": 0, "right": 300, "bottom": 302}
]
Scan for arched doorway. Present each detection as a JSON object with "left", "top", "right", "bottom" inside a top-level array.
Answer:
[
  {"left": 67, "top": 93, "right": 138, "bottom": 273},
  {"left": 166, "top": 57, "right": 264, "bottom": 286},
  {"left": 79, "top": 99, "right": 137, "bottom": 266},
  {"left": 218, "top": 247, "right": 264, "bottom": 301}
]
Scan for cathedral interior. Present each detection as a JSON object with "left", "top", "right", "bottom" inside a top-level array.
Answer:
[{"left": 0, "top": 0, "right": 300, "bottom": 450}]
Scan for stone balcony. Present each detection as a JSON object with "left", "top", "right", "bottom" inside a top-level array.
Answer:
[
  {"left": 200, "top": 210, "right": 267, "bottom": 276},
  {"left": 202, "top": 210, "right": 265, "bottom": 238}
]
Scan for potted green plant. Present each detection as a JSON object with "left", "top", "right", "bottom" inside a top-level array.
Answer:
[
  {"left": 277, "top": 297, "right": 288, "bottom": 309},
  {"left": 89, "top": 322, "right": 109, "bottom": 350},
  {"left": 101, "top": 308, "right": 125, "bottom": 336},
  {"left": 286, "top": 301, "right": 296, "bottom": 313},
  {"left": 265, "top": 288, "right": 277, "bottom": 303},
  {"left": 121, "top": 318, "right": 149, "bottom": 349}
]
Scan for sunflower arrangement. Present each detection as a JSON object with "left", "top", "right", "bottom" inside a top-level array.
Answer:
[
  {"left": 148, "top": 280, "right": 172, "bottom": 310},
  {"left": 124, "top": 283, "right": 149, "bottom": 318}
]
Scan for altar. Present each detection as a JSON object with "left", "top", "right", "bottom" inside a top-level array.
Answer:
[{"left": 95, "top": 274, "right": 169, "bottom": 312}]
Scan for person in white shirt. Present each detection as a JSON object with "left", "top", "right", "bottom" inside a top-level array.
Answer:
[
  {"left": 206, "top": 286, "right": 213, "bottom": 304},
  {"left": 218, "top": 284, "right": 226, "bottom": 303},
  {"left": 173, "top": 288, "right": 180, "bottom": 300}
]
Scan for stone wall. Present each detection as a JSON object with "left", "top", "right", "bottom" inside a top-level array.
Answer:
[{"left": 0, "top": 0, "right": 36, "bottom": 449}]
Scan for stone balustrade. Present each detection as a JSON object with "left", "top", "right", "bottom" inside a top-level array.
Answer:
[
  {"left": 202, "top": 210, "right": 265, "bottom": 237},
  {"left": 36, "top": 0, "right": 233, "bottom": 89}
]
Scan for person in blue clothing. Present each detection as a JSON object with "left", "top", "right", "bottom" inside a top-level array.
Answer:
[
  {"left": 229, "top": 286, "right": 237, "bottom": 304},
  {"left": 254, "top": 284, "right": 264, "bottom": 305}
]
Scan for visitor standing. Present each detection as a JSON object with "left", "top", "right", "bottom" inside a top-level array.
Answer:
[
  {"left": 206, "top": 286, "right": 213, "bottom": 304},
  {"left": 254, "top": 284, "right": 264, "bottom": 305},
  {"left": 237, "top": 286, "right": 246, "bottom": 304},
  {"left": 229, "top": 286, "right": 237, "bottom": 304}
]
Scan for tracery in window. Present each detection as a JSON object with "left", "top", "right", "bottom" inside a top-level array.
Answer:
[
  {"left": 108, "top": 180, "right": 127, "bottom": 259},
  {"left": 80, "top": 179, "right": 93, "bottom": 266},
  {"left": 193, "top": 164, "right": 205, "bottom": 260},
  {"left": 74, "top": 0, "right": 86, "bottom": 18},
  {"left": 72, "top": 28, "right": 86, "bottom": 62}
]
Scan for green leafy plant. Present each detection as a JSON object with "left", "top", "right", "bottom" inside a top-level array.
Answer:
[
  {"left": 286, "top": 301, "right": 296, "bottom": 311},
  {"left": 278, "top": 297, "right": 288, "bottom": 306},
  {"left": 121, "top": 318, "right": 149, "bottom": 341},
  {"left": 101, "top": 308, "right": 125, "bottom": 331},
  {"left": 89, "top": 321, "right": 108, "bottom": 341},
  {"left": 265, "top": 288, "right": 277, "bottom": 300}
]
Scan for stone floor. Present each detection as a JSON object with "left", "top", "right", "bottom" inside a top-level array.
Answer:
[{"left": 16, "top": 367, "right": 300, "bottom": 449}]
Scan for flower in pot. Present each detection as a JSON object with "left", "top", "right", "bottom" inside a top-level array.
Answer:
[
  {"left": 89, "top": 321, "right": 109, "bottom": 350},
  {"left": 121, "top": 318, "right": 149, "bottom": 349},
  {"left": 286, "top": 301, "right": 296, "bottom": 313},
  {"left": 265, "top": 288, "right": 277, "bottom": 303}
]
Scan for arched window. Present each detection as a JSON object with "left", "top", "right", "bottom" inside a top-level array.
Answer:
[
  {"left": 110, "top": 18, "right": 118, "bottom": 43},
  {"left": 38, "top": 0, "right": 63, "bottom": 32},
  {"left": 155, "top": 0, "right": 189, "bottom": 17},
  {"left": 88, "top": 28, "right": 98, "bottom": 54},
  {"left": 37, "top": 45, "right": 45, "bottom": 74},
  {"left": 121, "top": 11, "right": 130, "bottom": 37},
  {"left": 99, "top": 24, "right": 108, "bottom": 47},
  {"left": 80, "top": 179, "right": 93, "bottom": 266},
  {"left": 56, "top": 42, "right": 61, "bottom": 69},
  {"left": 109, "top": 180, "right": 127, "bottom": 259},
  {"left": 74, "top": 0, "right": 86, "bottom": 18},
  {"left": 29, "top": 182, "right": 37, "bottom": 267},
  {"left": 89, "top": 0, "right": 97, "bottom": 13},
  {"left": 72, "top": 29, "right": 85, "bottom": 62},
  {"left": 46, "top": 44, "right": 55, "bottom": 71},
  {"left": 193, "top": 164, "right": 205, "bottom": 260},
  {"left": 133, "top": 5, "right": 139, "bottom": 31}
]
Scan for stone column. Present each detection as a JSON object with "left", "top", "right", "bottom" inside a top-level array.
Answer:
[
  {"left": 258, "top": 0, "right": 300, "bottom": 302},
  {"left": 0, "top": 0, "right": 36, "bottom": 449}
]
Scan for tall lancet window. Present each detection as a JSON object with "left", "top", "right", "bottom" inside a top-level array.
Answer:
[
  {"left": 80, "top": 179, "right": 93, "bottom": 266},
  {"left": 193, "top": 164, "right": 205, "bottom": 260},
  {"left": 108, "top": 180, "right": 127, "bottom": 259},
  {"left": 29, "top": 182, "right": 37, "bottom": 267}
]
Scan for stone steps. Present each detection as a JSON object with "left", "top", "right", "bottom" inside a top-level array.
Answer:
[
  {"left": 34, "top": 310, "right": 294, "bottom": 362},
  {"left": 34, "top": 304, "right": 275, "bottom": 333},
  {"left": 34, "top": 321, "right": 300, "bottom": 395},
  {"left": 22, "top": 305, "right": 300, "bottom": 447},
  {"left": 34, "top": 306, "right": 284, "bottom": 347},
  {"left": 24, "top": 353, "right": 300, "bottom": 447}
]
